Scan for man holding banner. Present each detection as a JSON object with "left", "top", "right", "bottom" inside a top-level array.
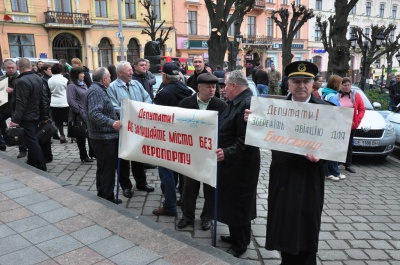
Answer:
[
  {"left": 152, "top": 62, "right": 193, "bottom": 216},
  {"left": 107, "top": 61, "right": 154, "bottom": 199},
  {"left": 205, "top": 70, "right": 260, "bottom": 258}
]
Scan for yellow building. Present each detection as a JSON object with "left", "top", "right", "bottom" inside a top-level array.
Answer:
[{"left": 0, "top": 0, "right": 175, "bottom": 70}]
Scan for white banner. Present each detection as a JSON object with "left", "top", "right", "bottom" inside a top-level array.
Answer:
[
  {"left": 119, "top": 98, "right": 218, "bottom": 187},
  {"left": 0, "top": 78, "right": 8, "bottom": 107},
  {"left": 245, "top": 97, "right": 354, "bottom": 162}
]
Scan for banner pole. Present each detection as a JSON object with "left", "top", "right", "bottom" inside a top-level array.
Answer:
[{"left": 212, "top": 166, "right": 219, "bottom": 247}]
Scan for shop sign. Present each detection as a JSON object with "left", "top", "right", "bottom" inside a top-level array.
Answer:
[
  {"left": 273, "top": 43, "right": 304, "bottom": 49},
  {"left": 188, "top": 40, "right": 208, "bottom": 49},
  {"left": 313, "top": 49, "right": 326, "bottom": 53}
]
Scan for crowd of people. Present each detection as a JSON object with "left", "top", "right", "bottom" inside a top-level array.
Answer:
[{"left": 1, "top": 56, "right": 365, "bottom": 263}]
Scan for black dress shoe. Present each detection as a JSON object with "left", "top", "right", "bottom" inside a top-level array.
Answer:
[
  {"left": 136, "top": 184, "right": 155, "bottom": 192},
  {"left": 226, "top": 248, "right": 245, "bottom": 258},
  {"left": 345, "top": 166, "right": 356, "bottom": 173},
  {"left": 0, "top": 146, "right": 6, "bottom": 151},
  {"left": 81, "top": 157, "right": 93, "bottom": 163},
  {"left": 17, "top": 151, "right": 27, "bottom": 158},
  {"left": 122, "top": 189, "right": 133, "bottom": 198},
  {"left": 177, "top": 219, "right": 193, "bottom": 229},
  {"left": 201, "top": 220, "right": 212, "bottom": 231},
  {"left": 107, "top": 197, "right": 122, "bottom": 204},
  {"left": 220, "top": 235, "right": 232, "bottom": 244}
]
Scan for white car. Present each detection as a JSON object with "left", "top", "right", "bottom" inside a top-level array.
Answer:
[{"left": 382, "top": 104, "right": 400, "bottom": 146}]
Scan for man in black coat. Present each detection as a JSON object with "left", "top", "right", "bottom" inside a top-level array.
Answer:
[
  {"left": 186, "top": 55, "right": 208, "bottom": 92},
  {"left": 205, "top": 70, "right": 260, "bottom": 258},
  {"left": 177, "top": 73, "right": 227, "bottom": 231},
  {"left": 9, "top": 58, "right": 47, "bottom": 171},
  {"left": 265, "top": 61, "right": 327, "bottom": 265},
  {"left": 152, "top": 63, "right": 193, "bottom": 216},
  {"left": 133, "top": 58, "right": 154, "bottom": 101}
]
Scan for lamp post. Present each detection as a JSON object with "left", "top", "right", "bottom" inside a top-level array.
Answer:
[
  {"left": 349, "top": 33, "right": 385, "bottom": 91},
  {"left": 380, "top": 64, "right": 385, "bottom": 92},
  {"left": 228, "top": 33, "right": 243, "bottom": 71}
]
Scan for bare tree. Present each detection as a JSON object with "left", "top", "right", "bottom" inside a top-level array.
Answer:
[
  {"left": 316, "top": 0, "right": 358, "bottom": 78},
  {"left": 271, "top": 2, "right": 314, "bottom": 72},
  {"left": 140, "top": 0, "right": 173, "bottom": 50},
  {"left": 205, "top": 0, "right": 255, "bottom": 69}
]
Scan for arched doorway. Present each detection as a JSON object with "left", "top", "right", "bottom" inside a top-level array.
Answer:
[
  {"left": 126, "top": 38, "right": 140, "bottom": 62},
  {"left": 98, "top": 38, "right": 113, "bottom": 67},
  {"left": 52, "top": 33, "right": 81, "bottom": 63}
]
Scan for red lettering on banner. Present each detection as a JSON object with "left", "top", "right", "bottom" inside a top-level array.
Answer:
[
  {"left": 199, "top": 136, "right": 212, "bottom": 150},
  {"left": 138, "top": 108, "right": 175, "bottom": 124},
  {"left": 127, "top": 120, "right": 134, "bottom": 132},
  {"left": 141, "top": 144, "right": 191, "bottom": 165}
]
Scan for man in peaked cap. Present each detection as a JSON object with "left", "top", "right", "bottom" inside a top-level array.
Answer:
[
  {"left": 176, "top": 73, "right": 227, "bottom": 231},
  {"left": 262, "top": 61, "right": 328, "bottom": 264}
]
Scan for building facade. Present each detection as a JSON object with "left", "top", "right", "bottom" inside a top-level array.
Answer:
[{"left": 0, "top": 0, "right": 175, "bottom": 70}]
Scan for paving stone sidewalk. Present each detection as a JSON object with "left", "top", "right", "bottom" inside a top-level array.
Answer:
[{"left": 2, "top": 141, "right": 400, "bottom": 264}]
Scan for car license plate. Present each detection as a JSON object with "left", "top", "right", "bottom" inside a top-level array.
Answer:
[{"left": 353, "top": 140, "right": 379, "bottom": 146}]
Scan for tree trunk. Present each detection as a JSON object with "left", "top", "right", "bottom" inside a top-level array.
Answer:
[
  {"left": 208, "top": 33, "right": 228, "bottom": 71},
  {"left": 281, "top": 35, "right": 293, "bottom": 73}
]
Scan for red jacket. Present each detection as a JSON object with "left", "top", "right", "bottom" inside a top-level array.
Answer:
[{"left": 352, "top": 91, "right": 365, "bottom": 129}]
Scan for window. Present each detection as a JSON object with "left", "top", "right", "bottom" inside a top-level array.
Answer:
[
  {"left": 127, "top": 38, "right": 139, "bottom": 62},
  {"left": 152, "top": 0, "right": 161, "bottom": 20},
  {"left": 315, "top": 0, "right": 322, "bottom": 10},
  {"left": 11, "top": 0, "right": 28, "bottom": 12},
  {"left": 295, "top": 0, "right": 301, "bottom": 6},
  {"left": 98, "top": 38, "right": 112, "bottom": 67},
  {"left": 366, "top": 2, "right": 371, "bottom": 16},
  {"left": 390, "top": 30, "right": 395, "bottom": 42},
  {"left": 55, "top": 0, "right": 72, "bottom": 12},
  {"left": 95, "top": 0, "right": 107, "bottom": 17},
  {"left": 267, "top": 17, "right": 273, "bottom": 37},
  {"left": 282, "top": 0, "right": 288, "bottom": 4},
  {"left": 315, "top": 24, "right": 321, "bottom": 41},
  {"left": 188, "top": 11, "right": 197, "bottom": 35},
  {"left": 380, "top": 3, "right": 385, "bottom": 17},
  {"left": 350, "top": 5, "right": 356, "bottom": 14},
  {"left": 125, "top": 0, "right": 136, "bottom": 19},
  {"left": 392, "top": 5, "right": 397, "bottom": 18},
  {"left": 247, "top": 16, "right": 256, "bottom": 37},
  {"left": 294, "top": 21, "right": 300, "bottom": 39},
  {"left": 227, "top": 15, "right": 234, "bottom": 36},
  {"left": 348, "top": 26, "right": 355, "bottom": 39},
  {"left": 267, "top": 0, "right": 273, "bottom": 3},
  {"left": 365, "top": 28, "right": 370, "bottom": 38},
  {"left": 8, "top": 34, "right": 35, "bottom": 57}
]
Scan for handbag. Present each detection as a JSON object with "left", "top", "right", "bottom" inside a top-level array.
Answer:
[
  {"left": 36, "top": 121, "right": 58, "bottom": 145},
  {"left": 67, "top": 120, "right": 86, "bottom": 138},
  {"left": 4, "top": 127, "right": 24, "bottom": 146}
]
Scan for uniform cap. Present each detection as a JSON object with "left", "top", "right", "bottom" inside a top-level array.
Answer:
[{"left": 284, "top": 61, "right": 319, "bottom": 79}]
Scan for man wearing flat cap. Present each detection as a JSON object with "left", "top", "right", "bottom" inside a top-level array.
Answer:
[
  {"left": 152, "top": 62, "right": 193, "bottom": 216},
  {"left": 176, "top": 73, "right": 227, "bottom": 231},
  {"left": 263, "top": 61, "right": 328, "bottom": 264}
]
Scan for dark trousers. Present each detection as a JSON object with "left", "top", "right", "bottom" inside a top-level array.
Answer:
[
  {"left": 228, "top": 222, "right": 251, "bottom": 253},
  {"left": 281, "top": 251, "right": 317, "bottom": 265},
  {"left": 20, "top": 120, "right": 46, "bottom": 171},
  {"left": 119, "top": 159, "right": 148, "bottom": 190},
  {"left": 181, "top": 176, "right": 208, "bottom": 222},
  {"left": 90, "top": 138, "right": 118, "bottom": 200},
  {"left": 76, "top": 137, "right": 89, "bottom": 159},
  {"left": 40, "top": 139, "right": 53, "bottom": 161},
  {"left": 344, "top": 129, "right": 355, "bottom": 167}
]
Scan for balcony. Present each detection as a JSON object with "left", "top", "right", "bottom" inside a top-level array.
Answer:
[
  {"left": 253, "top": 0, "right": 266, "bottom": 9},
  {"left": 243, "top": 35, "right": 273, "bottom": 46},
  {"left": 44, "top": 11, "right": 92, "bottom": 29}
]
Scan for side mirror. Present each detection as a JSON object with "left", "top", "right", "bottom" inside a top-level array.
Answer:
[{"left": 373, "top": 102, "right": 382, "bottom": 109}]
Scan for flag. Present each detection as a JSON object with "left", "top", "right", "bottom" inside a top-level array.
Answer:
[{"left": 4, "top": 15, "right": 13, "bottom": 21}]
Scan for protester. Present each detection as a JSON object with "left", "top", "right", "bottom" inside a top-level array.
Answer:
[
  {"left": 67, "top": 67, "right": 93, "bottom": 163},
  {"left": 267, "top": 64, "right": 281, "bottom": 95},
  {"left": 322, "top": 75, "right": 346, "bottom": 182},
  {"left": 107, "top": 64, "right": 118, "bottom": 82},
  {"left": 132, "top": 58, "right": 154, "bottom": 101},
  {"left": 254, "top": 65, "right": 269, "bottom": 95},
  {"left": 186, "top": 55, "right": 208, "bottom": 92},
  {"left": 312, "top": 74, "right": 323, "bottom": 99},
  {"left": 85, "top": 67, "right": 122, "bottom": 204},
  {"left": 71, "top": 58, "right": 92, "bottom": 87},
  {"left": 340, "top": 77, "right": 365, "bottom": 174},
  {"left": 218, "top": 78, "right": 228, "bottom": 102},
  {"left": 107, "top": 61, "right": 155, "bottom": 198},
  {"left": 177, "top": 73, "right": 227, "bottom": 231},
  {"left": 213, "top": 65, "right": 225, "bottom": 78},
  {"left": 251, "top": 62, "right": 260, "bottom": 84},
  {"left": 390, "top": 74, "right": 400, "bottom": 107},
  {"left": 9, "top": 58, "right": 47, "bottom": 171},
  {"left": 386, "top": 73, "right": 396, "bottom": 110},
  {"left": 144, "top": 58, "right": 156, "bottom": 89},
  {"left": 40, "top": 63, "right": 54, "bottom": 163},
  {"left": 48, "top": 63, "right": 69, "bottom": 143},
  {"left": 205, "top": 70, "right": 260, "bottom": 258},
  {"left": 152, "top": 62, "right": 193, "bottom": 216}
]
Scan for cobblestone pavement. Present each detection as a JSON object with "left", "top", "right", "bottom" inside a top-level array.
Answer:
[{"left": 2, "top": 140, "right": 400, "bottom": 264}]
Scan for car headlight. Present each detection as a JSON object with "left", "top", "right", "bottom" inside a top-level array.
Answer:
[{"left": 385, "top": 122, "right": 395, "bottom": 136}]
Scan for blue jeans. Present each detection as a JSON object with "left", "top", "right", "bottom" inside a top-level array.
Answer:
[
  {"left": 158, "top": 166, "right": 177, "bottom": 213},
  {"left": 257, "top": 84, "right": 268, "bottom": 95},
  {"left": 323, "top": 160, "right": 340, "bottom": 177}
]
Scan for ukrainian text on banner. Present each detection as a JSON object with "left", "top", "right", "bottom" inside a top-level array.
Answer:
[
  {"left": 245, "top": 97, "right": 353, "bottom": 162},
  {"left": 118, "top": 98, "right": 218, "bottom": 187}
]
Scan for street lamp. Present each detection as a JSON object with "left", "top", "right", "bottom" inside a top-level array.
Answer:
[
  {"left": 229, "top": 33, "right": 243, "bottom": 71},
  {"left": 381, "top": 64, "right": 385, "bottom": 91}
]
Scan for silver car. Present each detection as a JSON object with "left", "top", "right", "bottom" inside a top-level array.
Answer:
[{"left": 352, "top": 87, "right": 395, "bottom": 158}]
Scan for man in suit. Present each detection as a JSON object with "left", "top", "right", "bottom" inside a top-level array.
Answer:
[{"left": 177, "top": 73, "right": 227, "bottom": 231}]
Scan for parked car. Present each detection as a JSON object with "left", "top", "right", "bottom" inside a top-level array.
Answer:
[
  {"left": 246, "top": 78, "right": 259, "bottom": 97},
  {"left": 351, "top": 87, "right": 395, "bottom": 158},
  {"left": 379, "top": 104, "right": 400, "bottom": 146}
]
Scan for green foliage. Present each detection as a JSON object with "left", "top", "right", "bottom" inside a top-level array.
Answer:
[{"left": 365, "top": 89, "right": 390, "bottom": 110}]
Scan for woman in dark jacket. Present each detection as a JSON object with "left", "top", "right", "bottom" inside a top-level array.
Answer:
[{"left": 66, "top": 67, "right": 92, "bottom": 162}]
